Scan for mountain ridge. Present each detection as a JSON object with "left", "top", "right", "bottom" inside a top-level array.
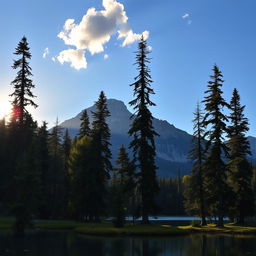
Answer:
[{"left": 59, "top": 99, "right": 256, "bottom": 177}]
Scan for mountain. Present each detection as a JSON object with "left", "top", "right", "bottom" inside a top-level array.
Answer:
[
  {"left": 247, "top": 136, "right": 256, "bottom": 161},
  {"left": 60, "top": 99, "right": 193, "bottom": 177}
]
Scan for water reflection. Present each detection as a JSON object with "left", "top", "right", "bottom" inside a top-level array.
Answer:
[{"left": 0, "top": 231, "right": 255, "bottom": 256}]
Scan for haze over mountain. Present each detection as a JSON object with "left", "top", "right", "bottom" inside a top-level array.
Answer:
[
  {"left": 59, "top": 99, "right": 192, "bottom": 177},
  {"left": 60, "top": 99, "right": 256, "bottom": 177}
]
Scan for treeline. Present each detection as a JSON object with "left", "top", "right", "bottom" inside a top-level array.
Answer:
[
  {"left": 0, "top": 36, "right": 163, "bottom": 233},
  {"left": 183, "top": 65, "right": 256, "bottom": 226}
]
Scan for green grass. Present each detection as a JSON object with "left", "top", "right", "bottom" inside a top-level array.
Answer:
[
  {"left": 75, "top": 223, "right": 189, "bottom": 236},
  {"left": 34, "top": 220, "right": 86, "bottom": 230},
  {"left": 180, "top": 223, "right": 256, "bottom": 235}
]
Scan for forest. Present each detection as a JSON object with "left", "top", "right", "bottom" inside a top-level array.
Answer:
[{"left": 0, "top": 36, "right": 256, "bottom": 235}]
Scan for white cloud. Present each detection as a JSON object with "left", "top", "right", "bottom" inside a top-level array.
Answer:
[
  {"left": 182, "top": 13, "right": 192, "bottom": 25},
  {"left": 182, "top": 13, "right": 189, "bottom": 19},
  {"left": 57, "top": 0, "right": 148, "bottom": 70},
  {"left": 104, "top": 54, "right": 109, "bottom": 59},
  {"left": 118, "top": 30, "right": 149, "bottom": 47},
  {"left": 52, "top": 57, "right": 56, "bottom": 62},
  {"left": 57, "top": 49, "right": 87, "bottom": 70},
  {"left": 43, "top": 47, "right": 49, "bottom": 58}
]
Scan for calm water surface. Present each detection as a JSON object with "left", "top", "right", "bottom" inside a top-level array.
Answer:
[{"left": 0, "top": 231, "right": 255, "bottom": 256}]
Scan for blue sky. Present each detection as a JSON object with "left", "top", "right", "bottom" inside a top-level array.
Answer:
[{"left": 0, "top": 0, "right": 256, "bottom": 136}]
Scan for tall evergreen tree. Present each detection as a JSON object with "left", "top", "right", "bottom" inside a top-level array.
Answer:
[
  {"left": 90, "top": 91, "right": 112, "bottom": 221},
  {"left": 78, "top": 109, "right": 91, "bottom": 138},
  {"left": 227, "top": 88, "right": 254, "bottom": 224},
  {"left": 13, "top": 132, "right": 41, "bottom": 234},
  {"left": 62, "top": 129, "right": 72, "bottom": 218},
  {"left": 8, "top": 37, "right": 38, "bottom": 156},
  {"left": 188, "top": 103, "right": 207, "bottom": 225},
  {"left": 48, "top": 119, "right": 65, "bottom": 218},
  {"left": 202, "top": 65, "right": 229, "bottom": 227},
  {"left": 36, "top": 122, "right": 51, "bottom": 219},
  {"left": 128, "top": 36, "right": 159, "bottom": 224},
  {"left": 10, "top": 36, "right": 37, "bottom": 125},
  {"left": 69, "top": 136, "right": 94, "bottom": 221},
  {"left": 8, "top": 37, "right": 39, "bottom": 234}
]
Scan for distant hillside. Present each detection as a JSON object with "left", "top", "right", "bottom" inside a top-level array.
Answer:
[
  {"left": 60, "top": 99, "right": 193, "bottom": 177},
  {"left": 59, "top": 99, "right": 256, "bottom": 177}
]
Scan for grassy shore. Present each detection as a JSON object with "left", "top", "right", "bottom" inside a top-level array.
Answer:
[
  {"left": 0, "top": 217, "right": 86, "bottom": 230},
  {"left": 75, "top": 223, "right": 189, "bottom": 236},
  {"left": 180, "top": 224, "right": 256, "bottom": 235},
  {"left": 0, "top": 217, "right": 256, "bottom": 236},
  {"left": 75, "top": 223, "right": 256, "bottom": 236}
]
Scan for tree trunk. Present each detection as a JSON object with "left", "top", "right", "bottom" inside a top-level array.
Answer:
[
  {"left": 217, "top": 208, "right": 224, "bottom": 227},
  {"left": 238, "top": 211, "right": 245, "bottom": 225},
  {"left": 142, "top": 214, "right": 149, "bottom": 224}
]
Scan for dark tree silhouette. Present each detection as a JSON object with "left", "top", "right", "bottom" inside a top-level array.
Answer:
[
  {"left": 188, "top": 103, "right": 207, "bottom": 225},
  {"left": 78, "top": 109, "right": 91, "bottom": 138},
  {"left": 90, "top": 91, "right": 112, "bottom": 221},
  {"left": 62, "top": 129, "right": 72, "bottom": 218},
  {"left": 48, "top": 119, "right": 65, "bottom": 218},
  {"left": 128, "top": 36, "right": 159, "bottom": 224},
  {"left": 8, "top": 37, "right": 39, "bottom": 234},
  {"left": 113, "top": 145, "right": 136, "bottom": 224},
  {"left": 227, "top": 88, "right": 254, "bottom": 224},
  {"left": 36, "top": 122, "right": 51, "bottom": 219},
  {"left": 69, "top": 135, "right": 94, "bottom": 221},
  {"left": 10, "top": 36, "right": 37, "bottom": 125},
  {"left": 202, "top": 65, "right": 229, "bottom": 227},
  {"left": 115, "top": 145, "right": 136, "bottom": 194}
]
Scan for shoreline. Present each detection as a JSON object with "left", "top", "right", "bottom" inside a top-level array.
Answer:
[
  {"left": 74, "top": 224, "right": 256, "bottom": 237},
  {"left": 0, "top": 218, "right": 255, "bottom": 236}
]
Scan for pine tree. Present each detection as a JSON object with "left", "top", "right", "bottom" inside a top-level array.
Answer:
[
  {"left": 63, "top": 129, "right": 71, "bottom": 168},
  {"left": 183, "top": 175, "right": 199, "bottom": 216},
  {"left": 10, "top": 36, "right": 37, "bottom": 125},
  {"left": 69, "top": 136, "right": 94, "bottom": 221},
  {"left": 114, "top": 145, "right": 136, "bottom": 223},
  {"left": 13, "top": 133, "right": 41, "bottom": 234},
  {"left": 128, "top": 36, "right": 159, "bottom": 223},
  {"left": 90, "top": 91, "right": 112, "bottom": 221},
  {"left": 227, "top": 88, "right": 254, "bottom": 224},
  {"left": 188, "top": 103, "right": 207, "bottom": 225},
  {"left": 48, "top": 119, "right": 65, "bottom": 218},
  {"left": 78, "top": 109, "right": 91, "bottom": 138},
  {"left": 10, "top": 113, "right": 38, "bottom": 234},
  {"left": 63, "top": 129, "right": 72, "bottom": 218},
  {"left": 202, "top": 65, "right": 229, "bottom": 227},
  {"left": 111, "top": 176, "right": 126, "bottom": 228},
  {"left": 116, "top": 145, "right": 136, "bottom": 192},
  {"left": 8, "top": 37, "right": 38, "bottom": 159},
  {"left": 9, "top": 37, "right": 38, "bottom": 233},
  {"left": 36, "top": 122, "right": 51, "bottom": 219}
]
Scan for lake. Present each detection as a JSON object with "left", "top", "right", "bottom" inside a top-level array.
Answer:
[
  {"left": 0, "top": 231, "right": 255, "bottom": 256},
  {"left": 123, "top": 216, "right": 228, "bottom": 226}
]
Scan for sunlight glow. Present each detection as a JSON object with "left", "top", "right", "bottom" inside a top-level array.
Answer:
[{"left": 0, "top": 100, "right": 11, "bottom": 120}]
